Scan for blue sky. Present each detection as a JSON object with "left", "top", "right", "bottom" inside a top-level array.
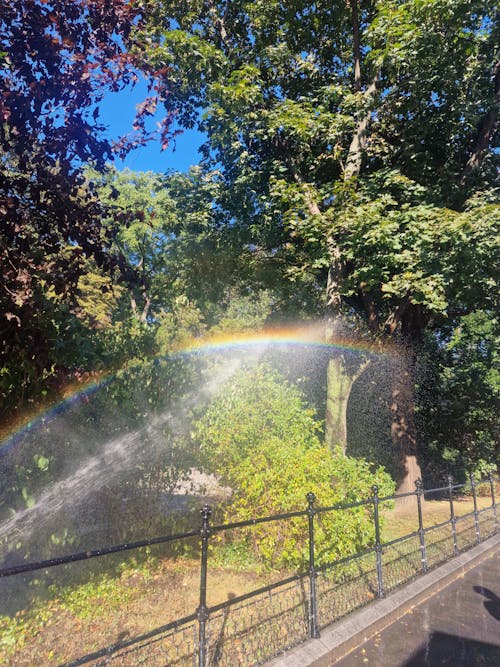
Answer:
[{"left": 98, "top": 79, "right": 205, "bottom": 174}]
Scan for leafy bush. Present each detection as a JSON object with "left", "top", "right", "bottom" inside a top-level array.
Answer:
[{"left": 195, "top": 365, "right": 394, "bottom": 569}]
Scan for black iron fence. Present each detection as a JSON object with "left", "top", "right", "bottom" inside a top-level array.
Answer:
[{"left": 0, "top": 471, "right": 498, "bottom": 666}]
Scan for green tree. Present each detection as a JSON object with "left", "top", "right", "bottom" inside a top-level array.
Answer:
[
  {"left": 136, "top": 0, "right": 499, "bottom": 489},
  {"left": 92, "top": 167, "right": 262, "bottom": 322},
  {"left": 92, "top": 166, "right": 317, "bottom": 354}
]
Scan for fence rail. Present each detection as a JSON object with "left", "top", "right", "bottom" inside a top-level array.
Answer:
[{"left": 1, "top": 471, "right": 498, "bottom": 666}]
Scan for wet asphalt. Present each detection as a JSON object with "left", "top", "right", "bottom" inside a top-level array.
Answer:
[{"left": 336, "top": 548, "right": 500, "bottom": 667}]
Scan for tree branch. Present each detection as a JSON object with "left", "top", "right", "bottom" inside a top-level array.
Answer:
[
  {"left": 207, "top": 0, "right": 232, "bottom": 52},
  {"left": 344, "top": 75, "right": 379, "bottom": 179},
  {"left": 460, "top": 61, "right": 499, "bottom": 185},
  {"left": 383, "top": 297, "right": 410, "bottom": 336},
  {"left": 350, "top": 0, "right": 362, "bottom": 92},
  {"left": 286, "top": 155, "right": 322, "bottom": 216},
  {"left": 140, "top": 294, "right": 151, "bottom": 323},
  {"left": 326, "top": 241, "right": 343, "bottom": 311},
  {"left": 284, "top": 152, "right": 344, "bottom": 314},
  {"left": 360, "top": 291, "right": 381, "bottom": 332}
]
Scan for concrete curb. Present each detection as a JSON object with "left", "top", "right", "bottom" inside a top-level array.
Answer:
[{"left": 265, "top": 532, "right": 500, "bottom": 667}]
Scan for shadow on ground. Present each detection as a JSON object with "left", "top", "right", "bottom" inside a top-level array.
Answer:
[{"left": 403, "top": 631, "right": 500, "bottom": 667}]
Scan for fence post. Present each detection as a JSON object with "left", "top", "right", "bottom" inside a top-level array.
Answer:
[
  {"left": 489, "top": 471, "right": 497, "bottom": 532},
  {"left": 448, "top": 475, "right": 458, "bottom": 555},
  {"left": 197, "top": 504, "right": 211, "bottom": 667},
  {"left": 306, "top": 492, "right": 320, "bottom": 639},
  {"left": 415, "top": 480, "right": 428, "bottom": 574},
  {"left": 372, "top": 485, "right": 385, "bottom": 598},
  {"left": 469, "top": 473, "right": 481, "bottom": 543}
]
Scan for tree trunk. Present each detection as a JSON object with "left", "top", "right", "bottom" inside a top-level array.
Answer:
[
  {"left": 391, "top": 349, "right": 422, "bottom": 503},
  {"left": 325, "top": 354, "right": 369, "bottom": 451},
  {"left": 323, "top": 3, "right": 379, "bottom": 452},
  {"left": 325, "top": 356, "right": 352, "bottom": 450}
]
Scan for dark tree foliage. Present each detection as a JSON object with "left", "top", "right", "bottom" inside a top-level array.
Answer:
[
  {"left": 415, "top": 311, "right": 500, "bottom": 477},
  {"left": 0, "top": 1, "right": 166, "bottom": 412}
]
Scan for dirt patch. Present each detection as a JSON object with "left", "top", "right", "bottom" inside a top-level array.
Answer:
[{"left": 0, "top": 559, "right": 278, "bottom": 666}]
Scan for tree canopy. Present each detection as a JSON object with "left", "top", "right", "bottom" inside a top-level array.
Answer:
[
  {"left": 135, "top": 0, "right": 498, "bottom": 339},
  {"left": 1, "top": 0, "right": 498, "bottom": 478},
  {"left": 129, "top": 0, "right": 499, "bottom": 483}
]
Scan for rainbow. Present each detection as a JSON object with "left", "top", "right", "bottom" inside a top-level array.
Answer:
[
  {"left": 0, "top": 326, "right": 390, "bottom": 450},
  {"left": 177, "top": 326, "right": 382, "bottom": 356},
  {"left": 0, "top": 374, "right": 115, "bottom": 454}
]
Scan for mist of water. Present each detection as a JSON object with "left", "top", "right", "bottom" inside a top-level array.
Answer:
[
  {"left": 0, "top": 353, "right": 253, "bottom": 562},
  {"left": 0, "top": 324, "right": 394, "bottom": 566}
]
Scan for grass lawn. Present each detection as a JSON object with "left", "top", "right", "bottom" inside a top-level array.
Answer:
[{"left": 382, "top": 493, "right": 495, "bottom": 541}]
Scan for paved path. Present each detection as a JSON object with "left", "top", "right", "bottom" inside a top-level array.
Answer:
[
  {"left": 267, "top": 535, "right": 500, "bottom": 667},
  {"left": 335, "top": 547, "right": 500, "bottom": 666}
]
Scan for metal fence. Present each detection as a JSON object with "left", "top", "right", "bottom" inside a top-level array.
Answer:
[{"left": 0, "top": 471, "right": 498, "bottom": 666}]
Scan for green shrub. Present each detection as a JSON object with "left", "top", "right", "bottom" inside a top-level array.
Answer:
[{"left": 195, "top": 365, "right": 395, "bottom": 569}]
